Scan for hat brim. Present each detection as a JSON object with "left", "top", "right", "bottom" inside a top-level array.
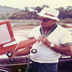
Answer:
[{"left": 37, "top": 13, "right": 59, "bottom": 21}]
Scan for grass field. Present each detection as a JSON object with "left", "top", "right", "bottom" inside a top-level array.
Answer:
[
  {"left": 9, "top": 19, "right": 40, "bottom": 26},
  {"left": 9, "top": 19, "right": 72, "bottom": 29},
  {"left": 10, "top": 19, "right": 39, "bottom": 23},
  {"left": 9, "top": 18, "right": 72, "bottom": 23}
]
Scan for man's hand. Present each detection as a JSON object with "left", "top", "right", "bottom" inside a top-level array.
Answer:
[{"left": 38, "top": 35, "right": 51, "bottom": 46}]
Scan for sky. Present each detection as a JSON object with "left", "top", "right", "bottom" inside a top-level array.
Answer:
[{"left": 0, "top": 0, "right": 72, "bottom": 9}]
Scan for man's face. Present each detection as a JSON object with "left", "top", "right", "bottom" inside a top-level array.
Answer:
[{"left": 38, "top": 16, "right": 56, "bottom": 28}]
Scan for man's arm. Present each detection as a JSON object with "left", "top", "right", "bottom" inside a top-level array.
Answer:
[
  {"left": 10, "top": 46, "right": 32, "bottom": 58},
  {"left": 38, "top": 35, "right": 71, "bottom": 56},
  {"left": 49, "top": 44, "right": 71, "bottom": 56}
]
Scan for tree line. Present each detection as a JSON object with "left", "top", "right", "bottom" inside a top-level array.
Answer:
[{"left": 8, "top": 5, "right": 72, "bottom": 20}]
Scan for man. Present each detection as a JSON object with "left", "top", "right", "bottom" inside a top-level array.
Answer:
[{"left": 11, "top": 8, "right": 72, "bottom": 72}]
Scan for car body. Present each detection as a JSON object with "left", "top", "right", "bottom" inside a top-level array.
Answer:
[{"left": 0, "top": 53, "right": 72, "bottom": 72}]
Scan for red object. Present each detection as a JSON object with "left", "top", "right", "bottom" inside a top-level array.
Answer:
[{"left": 0, "top": 20, "right": 36, "bottom": 55}]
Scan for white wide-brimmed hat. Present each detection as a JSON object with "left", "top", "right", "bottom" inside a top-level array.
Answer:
[{"left": 37, "top": 8, "right": 59, "bottom": 21}]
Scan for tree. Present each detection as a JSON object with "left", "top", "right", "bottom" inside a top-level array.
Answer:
[
  {"left": 57, "top": 7, "right": 66, "bottom": 19},
  {"left": 41, "top": 5, "right": 49, "bottom": 9},
  {"left": 8, "top": 5, "right": 72, "bottom": 19},
  {"left": 35, "top": 6, "right": 42, "bottom": 12}
]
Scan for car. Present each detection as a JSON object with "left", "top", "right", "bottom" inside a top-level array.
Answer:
[
  {"left": 0, "top": 20, "right": 72, "bottom": 72},
  {"left": 0, "top": 50, "right": 72, "bottom": 72}
]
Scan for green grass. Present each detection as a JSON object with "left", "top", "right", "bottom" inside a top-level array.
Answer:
[
  {"left": 9, "top": 19, "right": 39, "bottom": 23},
  {"left": 9, "top": 18, "right": 72, "bottom": 23},
  {"left": 9, "top": 19, "right": 40, "bottom": 26},
  {"left": 60, "top": 18, "right": 72, "bottom": 23},
  {"left": 9, "top": 19, "right": 72, "bottom": 27}
]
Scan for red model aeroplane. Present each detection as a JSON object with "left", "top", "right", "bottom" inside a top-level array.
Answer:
[{"left": 0, "top": 20, "right": 36, "bottom": 56}]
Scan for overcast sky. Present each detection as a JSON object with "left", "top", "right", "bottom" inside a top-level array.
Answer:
[{"left": 0, "top": 0, "right": 72, "bottom": 9}]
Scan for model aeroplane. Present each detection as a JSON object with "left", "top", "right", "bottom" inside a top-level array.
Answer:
[{"left": 0, "top": 20, "right": 36, "bottom": 61}]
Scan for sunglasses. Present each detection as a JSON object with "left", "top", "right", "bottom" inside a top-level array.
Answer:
[{"left": 39, "top": 18, "right": 51, "bottom": 22}]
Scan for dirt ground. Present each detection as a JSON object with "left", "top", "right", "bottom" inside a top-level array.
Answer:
[
  {"left": 12, "top": 26, "right": 37, "bottom": 31},
  {"left": 12, "top": 25, "right": 37, "bottom": 34},
  {"left": 12, "top": 25, "right": 72, "bottom": 35}
]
